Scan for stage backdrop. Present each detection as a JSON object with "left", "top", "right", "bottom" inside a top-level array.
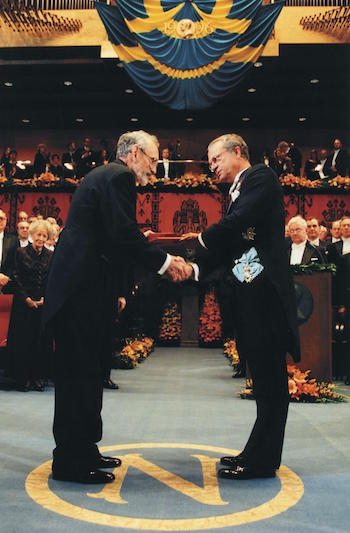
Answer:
[{"left": 2, "top": 188, "right": 350, "bottom": 233}]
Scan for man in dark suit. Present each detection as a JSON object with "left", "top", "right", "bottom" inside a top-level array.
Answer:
[
  {"left": 305, "top": 217, "right": 328, "bottom": 261},
  {"left": 183, "top": 134, "right": 300, "bottom": 480},
  {"left": 327, "top": 216, "right": 350, "bottom": 384},
  {"left": 0, "top": 209, "right": 19, "bottom": 293},
  {"left": 43, "top": 130, "right": 189, "bottom": 485},
  {"left": 287, "top": 216, "right": 325, "bottom": 265},
  {"left": 156, "top": 147, "right": 176, "bottom": 180},
  {"left": 329, "top": 138, "right": 348, "bottom": 177},
  {"left": 74, "top": 137, "right": 96, "bottom": 178}
]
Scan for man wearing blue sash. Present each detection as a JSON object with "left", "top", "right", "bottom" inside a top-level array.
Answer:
[{"left": 185, "top": 134, "right": 300, "bottom": 479}]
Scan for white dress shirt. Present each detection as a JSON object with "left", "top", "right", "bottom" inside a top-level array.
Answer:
[
  {"left": 332, "top": 149, "right": 340, "bottom": 167},
  {"left": 162, "top": 159, "right": 170, "bottom": 179},
  {"left": 342, "top": 237, "right": 350, "bottom": 255},
  {"left": 19, "top": 239, "right": 28, "bottom": 248},
  {"left": 309, "top": 238, "right": 320, "bottom": 247},
  {"left": 332, "top": 237, "right": 341, "bottom": 243},
  {"left": 290, "top": 240, "right": 307, "bottom": 265}
]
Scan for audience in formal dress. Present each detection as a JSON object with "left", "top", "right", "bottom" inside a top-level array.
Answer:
[
  {"left": 329, "top": 138, "right": 349, "bottom": 177},
  {"left": 6, "top": 220, "right": 53, "bottom": 392},
  {"left": 306, "top": 217, "right": 328, "bottom": 258},
  {"left": 33, "top": 144, "right": 50, "bottom": 177},
  {"left": 156, "top": 148, "right": 176, "bottom": 180},
  {"left": 330, "top": 220, "right": 342, "bottom": 243},
  {"left": 49, "top": 154, "right": 64, "bottom": 179},
  {"left": 287, "top": 216, "right": 325, "bottom": 265},
  {"left": 17, "top": 221, "right": 29, "bottom": 248}
]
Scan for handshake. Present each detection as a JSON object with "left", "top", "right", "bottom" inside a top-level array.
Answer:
[{"left": 166, "top": 256, "right": 194, "bottom": 283}]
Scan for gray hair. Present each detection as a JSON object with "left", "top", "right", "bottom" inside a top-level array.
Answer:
[
  {"left": 116, "top": 130, "right": 159, "bottom": 158},
  {"left": 29, "top": 219, "right": 53, "bottom": 239},
  {"left": 288, "top": 215, "right": 307, "bottom": 230},
  {"left": 208, "top": 134, "right": 250, "bottom": 160}
]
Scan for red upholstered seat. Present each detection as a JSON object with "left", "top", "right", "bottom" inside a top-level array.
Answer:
[{"left": 0, "top": 295, "right": 13, "bottom": 347}]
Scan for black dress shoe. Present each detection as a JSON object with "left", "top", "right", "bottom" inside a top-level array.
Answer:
[
  {"left": 31, "top": 380, "right": 45, "bottom": 392},
  {"left": 95, "top": 456, "right": 122, "bottom": 469},
  {"left": 220, "top": 455, "right": 245, "bottom": 468},
  {"left": 103, "top": 379, "right": 119, "bottom": 390},
  {"left": 219, "top": 465, "right": 276, "bottom": 480},
  {"left": 52, "top": 469, "right": 115, "bottom": 484}
]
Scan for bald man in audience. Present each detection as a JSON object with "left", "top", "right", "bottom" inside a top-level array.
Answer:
[
  {"left": 17, "top": 221, "right": 29, "bottom": 247},
  {"left": 287, "top": 216, "right": 325, "bottom": 265}
]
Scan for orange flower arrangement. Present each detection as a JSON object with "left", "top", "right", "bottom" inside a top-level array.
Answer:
[
  {"left": 240, "top": 364, "right": 346, "bottom": 403},
  {"left": 35, "top": 172, "right": 60, "bottom": 186},
  {"left": 328, "top": 175, "right": 350, "bottom": 190},
  {"left": 199, "top": 290, "right": 222, "bottom": 344},
  {"left": 158, "top": 303, "right": 182, "bottom": 342},
  {"left": 119, "top": 337, "right": 155, "bottom": 368},
  {"left": 64, "top": 177, "right": 81, "bottom": 186},
  {"left": 279, "top": 174, "right": 320, "bottom": 189},
  {"left": 223, "top": 339, "right": 240, "bottom": 365}
]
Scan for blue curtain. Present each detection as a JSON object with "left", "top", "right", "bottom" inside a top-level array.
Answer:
[{"left": 95, "top": 0, "right": 284, "bottom": 110}]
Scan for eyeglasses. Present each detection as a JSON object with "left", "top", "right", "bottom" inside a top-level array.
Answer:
[
  {"left": 208, "top": 150, "right": 227, "bottom": 171},
  {"left": 140, "top": 148, "right": 158, "bottom": 167}
]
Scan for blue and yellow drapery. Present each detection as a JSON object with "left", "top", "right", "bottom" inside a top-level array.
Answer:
[{"left": 95, "top": 0, "right": 284, "bottom": 110}]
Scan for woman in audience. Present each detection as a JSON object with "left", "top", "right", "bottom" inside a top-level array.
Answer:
[
  {"left": 304, "top": 149, "right": 320, "bottom": 180},
  {"left": 7, "top": 220, "right": 53, "bottom": 391},
  {"left": 33, "top": 143, "right": 50, "bottom": 177}
]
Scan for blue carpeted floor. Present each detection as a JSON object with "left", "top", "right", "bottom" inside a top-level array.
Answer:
[{"left": 0, "top": 347, "right": 349, "bottom": 532}]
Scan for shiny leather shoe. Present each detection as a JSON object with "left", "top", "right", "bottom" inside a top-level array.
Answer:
[
  {"left": 220, "top": 455, "right": 245, "bottom": 468},
  {"left": 52, "top": 469, "right": 115, "bottom": 484},
  {"left": 96, "top": 456, "right": 122, "bottom": 469},
  {"left": 103, "top": 379, "right": 119, "bottom": 390},
  {"left": 219, "top": 465, "right": 276, "bottom": 480}
]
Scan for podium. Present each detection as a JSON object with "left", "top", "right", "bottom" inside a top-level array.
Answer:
[{"left": 288, "top": 273, "right": 332, "bottom": 382}]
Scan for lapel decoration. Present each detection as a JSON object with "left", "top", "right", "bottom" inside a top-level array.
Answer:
[{"left": 242, "top": 226, "right": 256, "bottom": 241}]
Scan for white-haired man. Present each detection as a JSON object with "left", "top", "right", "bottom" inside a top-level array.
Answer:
[
  {"left": 287, "top": 216, "right": 324, "bottom": 265},
  {"left": 43, "top": 130, "right": 190, "bottom": 485}
]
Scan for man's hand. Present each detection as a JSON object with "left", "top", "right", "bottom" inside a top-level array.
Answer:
[
  {"left": 117, "top": 296, "right": 127, "bottom": 314},
  {"left": 26, "top": 297, "right": 39, "bottom": 309},
  {"left": 37, "top": 297, "right": 44, "bottom": 307},
  {"left": 180, "top": 232, "right": 199, "bottom": 241},
  {"left": 166, "top": 256, "right": 191, "bottom": 282},
  {"left": 0, "top": 274, "right": 9, "bottom": 288},
  {"left": 143, "top": 229, "right": 156, "bottom": 239}
]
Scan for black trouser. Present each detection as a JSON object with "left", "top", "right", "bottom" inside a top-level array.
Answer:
[
  {"left": 52, "top": 268, "right": 114, "bottom": 473},
  {"left": 232, "top": 273, "right": 290, "bottom": 470}
]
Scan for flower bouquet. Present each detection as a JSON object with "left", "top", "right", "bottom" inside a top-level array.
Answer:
[
  {"left": 328, "top": 175, "right": 350, "bottom": 190},
  {"left": 35, "top": 172, "right": 60, "bottom": 187},
  {"left": 158, "top": 302, "right": 182, "bottom": 344},
  {"left": 280, "top": 174, "right": 321, "bottom": 189},
  {"left": 199, "top": 290, "right": 222, "bottom": 346}
]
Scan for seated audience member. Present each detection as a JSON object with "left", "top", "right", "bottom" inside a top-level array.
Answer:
[
  {"left": 327, "top": 216, "right": 350, "bottom": 384},
  {"left": 0, "top": 209, "right": 19, "bottom": 292},
  {"left": 49, "top": 154, "right": 64, "bottom": 179},
  {"left": 33, "top": 143, "right": 50, "bottom": 177},
  {"left": 261, "top": 148, "right": 271, "bottom": 167},
  {"left": 287, "top": 216, "right": 325, "bottom": 265},
  {"left": 329, "top": 138, "right": 348, "bottom": 177},
  {"left": 270, "top": 141, "right": 293, "bottom": 176},
  {"left": 330, "top": 220, "right": 341, "bottom": 243},
  {"left": 45, "top": 223, "right": 60, "bottom": 251},
  {"left": 62, "top": 141, "right": 76, "bottom": 167},
  {"left": 306, "top": 217, "right": 328, "bottom": 258},
  {"left": 316, "top": 148, "right": 332, "bottom": 180},
  {"left": 75, "top": 137, "right": 96, "bottom": 177},
  {"left": 17, "top": 210, "right": 29, "bottom": 223},
  {"left": 304, "top": 149, "right": 320, "bottom": 180},
  {"left": 289, "top": 142, "right": 302, "bottom": 176},
  {"left": 17, "top": 221, "right": 29, "bottom": 247},
  {"left": 1, "top": 147, "right": 11, "bottom": 167},
  {"left": 156, "top": 148, "right": 176, "bottom": 180},
  {"left": 46, "top": 216, "right": 57, "bottom": 226},
  {"left": 6, "top": 220, "right": 53, "bottom": 392},
  {"left": 4, "top": 150, "right": 25, "bottom": 180},
  {"left": 97, "top": 148, "right": 110, "bottom": 167}
]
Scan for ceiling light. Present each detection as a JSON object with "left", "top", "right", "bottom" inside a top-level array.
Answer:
[
  {"left": 299, "top": 117, "right": 307, "bottom": 122},
  {"left": 130, "top": 117, "right": 138, "bottom": 122},
  {"left": 310, "top": 78, "right": 319, "bottom": 84},
  {"left": 254, "top": 61, "right": 263, "bottom": 68},
  {"left": 242, "top": 117, "right": 250, "bottom": 122},
  {"left": 4, "top": 81, "right": 13, "bottom": 87},
  {"left": 64, "top": 80, "right": 73, "bottom": 86},
  {"left": 76, "top": 117, "right": 84, "bottom": 122},
  {"left": 248, "top": 88, "right": 256, "bottom": 93},
  {"left": 22, "top": 119, "right": 30, "bottom": 123},
  {"left": 186, "top": 117, "right": 194, "bottom": 122},
  {"left": 125, "top": 88, "right": 134, "bottom": 94}
]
